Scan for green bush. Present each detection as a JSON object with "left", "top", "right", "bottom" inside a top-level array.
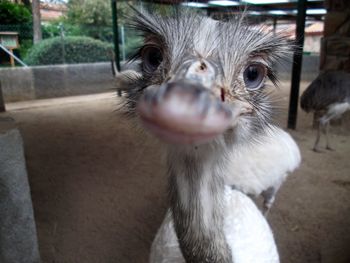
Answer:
[
  {"left": 18, "top": 39, "right": 33, "bottom": 59},
  {"left": 0, "top": 0, "right": 31, "bottom": 24},
  {"left": 24, "top": 36, "right": 113, "bottom": 65}
]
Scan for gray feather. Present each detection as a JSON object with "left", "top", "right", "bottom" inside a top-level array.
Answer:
[{"left": 301, "top": 71, "right": 350, "bottom": 112}]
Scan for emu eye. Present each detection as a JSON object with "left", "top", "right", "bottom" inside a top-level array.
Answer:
[
  {"left": 141, "top": 46, "right": 163, "bottom": 73},
  {"left": 243, "top": 64, "right": 266, "bottom": 91}
]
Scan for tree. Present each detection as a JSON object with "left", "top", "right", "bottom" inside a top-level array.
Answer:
[
  {"left": 0, "top": 0, "right": 32, "bottom": 24},
  {"left": 66, "top": 0, "right": 113, "bottom": 41},
  {"left": 14, "top": 0, "right": 30, "bottom": 7},
  {"left": 32, "top": 0, "right": 42, "bottom": 43}
]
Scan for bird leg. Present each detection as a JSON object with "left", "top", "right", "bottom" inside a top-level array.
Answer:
[
  {"left": 313, "top": 121, "right": 323, "bottom": 153},
  {"left": 261, "top": 187, "right": 277, "bottom": 217},
  {"left": 325, "top": 122, "right": 334, "bottom": 151}
]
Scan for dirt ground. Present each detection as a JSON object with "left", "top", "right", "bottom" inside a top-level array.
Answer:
[{"left": 2, "top": 81, "right": 350, "bottom": 263}]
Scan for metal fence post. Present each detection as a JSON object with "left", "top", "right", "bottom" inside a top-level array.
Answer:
[
  {"left": 0, "top": 81, "right": 6, "bottom": 112},
  {"left": 111, "top": 0, "right": 121, "bottom": 71},
  {"left": 287, "top": 0, "right": 307, "bottom": 129}
]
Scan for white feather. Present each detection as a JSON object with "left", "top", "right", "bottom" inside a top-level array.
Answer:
[
  {"left": 224, "top": 126, "right": 301, "bottom": 196},
  {"left": 319, "top": 102, "right": 350, "bottom": 125},
  {"left": 149, "top": 187, "right": 279, "bottom": 263}
]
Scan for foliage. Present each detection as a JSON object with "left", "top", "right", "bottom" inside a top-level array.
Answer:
[
  {"left": 66, "top": 0, "right": 112, "bottom": 42},
  {"left": 18, "top": 39, "right": 33, "bottom": 58},
  {"left": 0, "top": 0, "right": 33, "bottom": 60},
  {"left": 116, "top": 1, "right": 136, "bottom": 25},
  {"left": 14, "top": 0, "right": 31, "bottom": 8},
  {"left": 67, "top": 0, "right": 112, "bottom": 26},
  {"left": 42, "top": 0, "right": 66, "bottom": 3},
  {"left": 42, "top": 18, "right": 82, "bottom": 38},
  {"left": 61, "top": 0, "right": 142, "bottom": 59},
  {"left": 115, "top": 2, "right": 184, "bottom": 60},
  {"left": 0, "top": 0, "right": 32, "bottom": 24},
  {"left": 0, "top": 22, "right": 32, "bottom": 39},
  {"left": 24, "top": 36, "right": 113, "bottom": 65},
  {"left": 120, "top": 28, "right": 141, "bottom": 59}
]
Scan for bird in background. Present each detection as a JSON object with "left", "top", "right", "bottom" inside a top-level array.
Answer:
[{"left": 301, "top": 71, "right": 350, "bottom": 152}]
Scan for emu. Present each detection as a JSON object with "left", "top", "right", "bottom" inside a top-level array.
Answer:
[
  {"left": 117, "top": 9, "right": 301, "bottom": 263},
  {"left": 301, "top": 71, "right": 350, "bottom": 152}
]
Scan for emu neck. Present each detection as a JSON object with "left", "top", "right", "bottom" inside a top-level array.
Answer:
[{"left": 167, "top": 148, "right": 232, "bottom": 263}]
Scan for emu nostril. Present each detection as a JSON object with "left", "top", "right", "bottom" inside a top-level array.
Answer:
[
  {"left": 199, "top": 62, "right": 207, "bottom": 72},
  {"left": 184, "top": 60, "right": 215, "bottom": 89},
  {"left": 221, "top": 88, "right": 226, "bottom": 102}
]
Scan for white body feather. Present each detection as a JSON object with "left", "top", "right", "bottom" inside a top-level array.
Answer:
[
  {"left": 225, "top": 126, "right": 301, "bottom": 196},
  {"left": 150, "top": 188, "right": 279, "bottom": 263},
  {"left": 319, "top": 102, "right": 350, "bottom": 125}
]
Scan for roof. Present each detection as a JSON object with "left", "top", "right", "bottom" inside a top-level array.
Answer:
[
  {"left": 258, "top": 21, "right": 323, "bottom": 39},
  {"left": 0, "top": 32, "right": 19, "bottom": 35},
  {"left": 41, "top": 9, "right": 66, "bottom": 21},
  {"left": 305, "top": 21, "right": 324, "bottom": 35},
  {"left": 144, "top": 0, "right": 326, "bottom": 20},
  {"left": 40, "top": 2, "right": 68, "bottom": 12},
  {"left": 40, "top": 2, "right": 67, "bottom": 22}
]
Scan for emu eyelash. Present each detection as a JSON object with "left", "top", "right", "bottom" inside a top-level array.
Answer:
[
  {"left": 128, "top": 47, "right": 143, "bottom": 63},
  {"left": 266, "top": 67, "right": 278, "bottom": 87},
  {"left": 128, "top": 45, "right": 163, "bottom": 62}
]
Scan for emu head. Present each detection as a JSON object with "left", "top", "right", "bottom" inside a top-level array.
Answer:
[{"left": 119, "top": 9, "right": 291, "bottom": 146}]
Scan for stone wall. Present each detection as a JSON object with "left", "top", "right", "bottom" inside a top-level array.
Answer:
[{"left": 276, "top": 54, "right": 320, "bottom": 82}]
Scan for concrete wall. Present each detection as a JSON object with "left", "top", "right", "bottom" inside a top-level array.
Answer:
[
  {"left": 0, "top": 128, "right": 40, "bottom": 263},
  {"left": 0, "top": 56, "right": 320, "bottom": 103},
  {"left": 304, "top": 35, "right": 322, "bottom": 54},
  {"left": 275, "top": 54, "right": 320, "bottom": 82},
  {"left": 0, "top": 63, "right": 116, "bottom": 103}
]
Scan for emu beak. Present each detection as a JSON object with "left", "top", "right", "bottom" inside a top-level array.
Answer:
[{"left": 137, "top": 61, "right": 249, "bottom": 145}]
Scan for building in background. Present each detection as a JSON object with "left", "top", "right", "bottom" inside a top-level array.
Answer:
[
  {"left": 305, "top": 22, "right": 324, "bottom": 54},
  {"left": 40, "top": 2, "right": 67, "bottom": 22}
]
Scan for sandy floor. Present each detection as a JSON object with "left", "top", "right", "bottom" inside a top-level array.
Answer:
[{"left": 2, "top": 81, "right": 350, "bottom": 263}]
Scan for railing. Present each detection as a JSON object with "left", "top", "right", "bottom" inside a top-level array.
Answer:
[{"left": 0, "top": 43, "right": 27, "bottom": 67}]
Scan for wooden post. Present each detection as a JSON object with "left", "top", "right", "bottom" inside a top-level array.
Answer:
[
  {"left": 32, "top": 0, "right": 42, "bottom": 44},
  {"left": 9, "top": 48, "right": 15, "bottom": 67}
]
